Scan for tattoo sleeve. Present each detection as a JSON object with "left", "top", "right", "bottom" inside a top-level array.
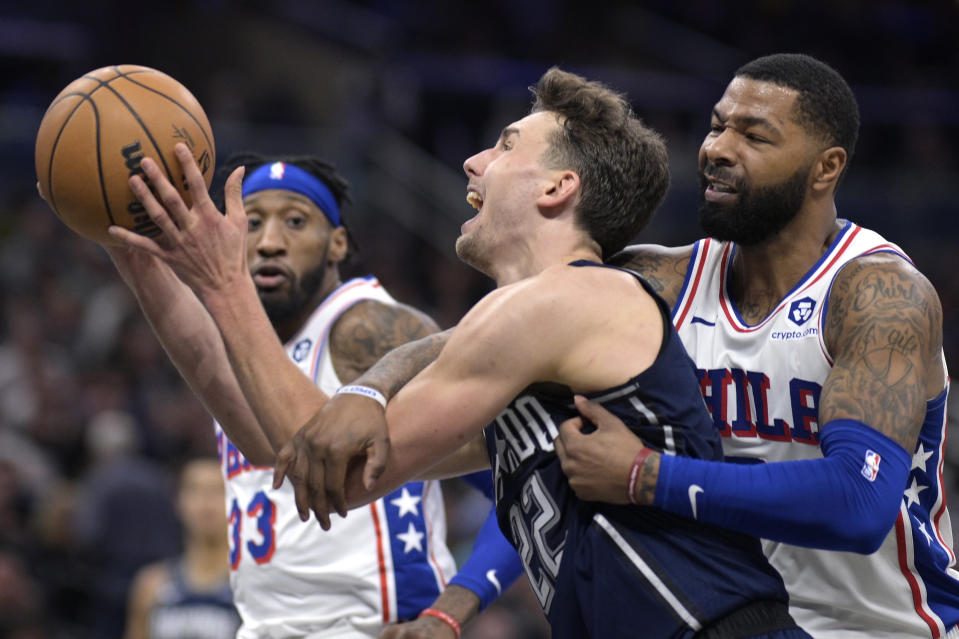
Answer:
[
  {"left": 329, "top": 299, "right": 453, "bottom": 396},
  {"left": 610, "top": 244, "right": 693, "bottom": 308},
  {"left": 820, "top": 255, "right": 943, "bottom": 450}
]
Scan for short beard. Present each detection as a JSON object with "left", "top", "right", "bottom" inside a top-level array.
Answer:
[
  {"left": 698, "top": 163, "right": 810, "bottom": 246},
  {"left": 260, "top": 261, "right": 327, "bottom": 328}
]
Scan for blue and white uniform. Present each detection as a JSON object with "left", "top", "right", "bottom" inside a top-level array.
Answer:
[
  {"left": 148, "top": 560, "right": 240, "bottom": 639},
  {"left": 673, "top": 221, "right": 959, "bottom": 638},
  {"left": 216, "top": 277, "right": 457, "bottom": 638},
  {"left": 485, "top": 261, "right": 805, "bottom": 638}
]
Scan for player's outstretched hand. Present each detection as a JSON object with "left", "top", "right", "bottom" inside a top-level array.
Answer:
[
  {"left": 108, "top": 142, "right": 249, "bottom": 301},
  {"left": 273, "top": 392, "right": 391, "bottom": 530},
  {"left": 554, "top": 395, "right": 645, "bottom": 504}
]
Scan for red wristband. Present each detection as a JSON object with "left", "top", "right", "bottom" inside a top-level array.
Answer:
[
  {"left": 627, "top": 447, "right": 653, "bottom": 505},
  {"left": 418, "top": 608, "right": 462, "bottom": 638}
]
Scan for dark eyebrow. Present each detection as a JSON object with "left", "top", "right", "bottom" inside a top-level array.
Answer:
[
  {"left": 499, "top": 126, "right": 520, "bottom": 143},
  {"left": 712, "top": 108, "right": 778, "bottom": 132}
]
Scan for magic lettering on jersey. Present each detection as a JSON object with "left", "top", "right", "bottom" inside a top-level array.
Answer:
[
  {"left": 697, "top": 368, "right": 822, "bottom": 445},
  {"left": 494, "top": 395, "right": 560, "bottom": 474}
]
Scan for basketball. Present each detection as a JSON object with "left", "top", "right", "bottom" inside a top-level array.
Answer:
[{"left": 34, "top": 65, "right": 215, "bottom": 245}]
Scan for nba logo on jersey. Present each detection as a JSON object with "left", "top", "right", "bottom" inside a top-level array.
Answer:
[
  {"left": 292, "top": 338, "right": 312, "bottom": 362},
  {"left": 788, "top": 297, "right": 816, "bottom": 326},
  {"left": 861, "top": 449, "right": 881, "bottom": 481}
]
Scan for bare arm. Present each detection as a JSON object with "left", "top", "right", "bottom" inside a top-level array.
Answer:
[
  {"left": 349, "top": 328, "right": 453, "bottom": 397},
  {"left": 277, "top": 265, "right": 666, "bottom": 524},
  {"left": 378, "top": 584, "right": 479, "bottom": 639},
  {"left": 105, "top": 246, "right": 273, "bottom": 464},
  {"left": 609, "top": 243, "right": 694, "bottom": 308},
  {"left": 558, "top": 255, "right": 945, "bottom": 529},
  {"left": 276, "top": 282, "right": 548, "bottom": 526},
  {"left": 330, "top": 301, "right": 443, "bottom": 385},
  {"left": 111, "top": 145, "right": 336, "bottom": 460},
  {"left": 270, "top": 327, "right": 455, "bottom": 524},
  {"left": 820, "top": 254, "right": 944, "bottom": 448}
]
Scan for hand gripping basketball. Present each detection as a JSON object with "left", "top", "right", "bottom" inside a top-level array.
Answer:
[
  {"left": 35, "top": 65, "right": 215, "bottom": 245},
  {"left": 108, "top": 143, "right": 249, "bottom": 302}
]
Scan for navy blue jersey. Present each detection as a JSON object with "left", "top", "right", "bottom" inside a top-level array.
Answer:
[
  {"left": 484, "top": 261, "right": 802, "bottom": 638},
  {"left": 148, "top": 560, "right": 241, "bottom": 639}
]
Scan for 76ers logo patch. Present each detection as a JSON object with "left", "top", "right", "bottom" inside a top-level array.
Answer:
[
  {"left": 788, "top": 297, "right": 816, "bottom": 326},
  {"left": 292, "top": 338, "right": 313, "bottom": 362}
]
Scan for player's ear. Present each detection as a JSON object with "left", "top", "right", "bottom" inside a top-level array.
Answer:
[
  {"left": 810, "top": 146, "right": 846, "bottom": 194},
  {"left": 327, "top": 226, "right": 348, "bottom": 264},
  {"left": 538, "top": 169, "right": 579, "bottom": 214}
]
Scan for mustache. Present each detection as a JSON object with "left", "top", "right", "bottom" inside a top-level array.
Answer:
[{"left": 700, "top": 165, "right": 743, "bottom": 189}]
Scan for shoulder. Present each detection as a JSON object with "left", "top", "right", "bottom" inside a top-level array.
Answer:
[
  {"left": 609, "top": 242, "right": 696, "bottom": 307},
  {"left": 825, "top": 252, "right": 942, "bottom": 357},
  {"left": 329, "top": 299, "right": 441, "bottom": 380},
  {"left": 452, "top": 264, "right": 658, "bottom": 350},
  {"left": 333, "top": 299, "right": 439, "bottom": 341}
]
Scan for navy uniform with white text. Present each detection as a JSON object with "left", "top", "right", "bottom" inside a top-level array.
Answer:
[{"left": 484, "top": 261, "right": 810, "bottom": 638}]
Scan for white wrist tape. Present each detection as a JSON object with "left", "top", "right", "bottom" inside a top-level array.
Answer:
[{"left": 336, "top": 385, "right": 387, "bottom": 409}]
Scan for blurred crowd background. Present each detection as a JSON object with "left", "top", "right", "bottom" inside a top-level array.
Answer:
[{"left": 0, "top": 1, "right": 957, "bottom": 637}]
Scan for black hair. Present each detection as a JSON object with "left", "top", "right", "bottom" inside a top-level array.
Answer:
[{"left": 212, "top": 150, "right": 360, "bottom": 259}]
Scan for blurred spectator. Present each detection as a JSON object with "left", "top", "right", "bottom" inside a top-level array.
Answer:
[{"left": 74, "top": 409, "right": 181, "bottom": 639}]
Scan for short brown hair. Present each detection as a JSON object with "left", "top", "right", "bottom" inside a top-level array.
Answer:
[{"left": 531, "top": 67, "right": 670, "bottom": 259}]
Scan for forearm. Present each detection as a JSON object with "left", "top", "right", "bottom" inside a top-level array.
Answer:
[
  {"left": 449, "top": 474, "right": 523, "bottom": 611},
  {"left": 200, "top": 278, "right": 330, "bottom": 456},
  {"left": 110, "top": 250, "right": 272, "bottom": 462},
  {"left": 354, "top": 329, "right": 453, "bottom": 399},
  {"left": 422, "top": 585, "right": 480, "bottom": 633},
  {"left": 415, "top": 435, "right": 490, "bottom": 480},
  {"left": 651, "top": 420, "right": 911, "bottom": 553}
]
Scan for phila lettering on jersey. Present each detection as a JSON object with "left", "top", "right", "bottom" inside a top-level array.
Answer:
[
  {"left": 672, "top": 221, "right": 959, "bottom": 638},
  {"left": 215, "top": 276, "right": 456, "bottom": 639},
  {"left": 483, "top": 261, "right": 792, "bottom": 639}
]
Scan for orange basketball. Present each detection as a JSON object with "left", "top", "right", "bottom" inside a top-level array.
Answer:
[{"left": 34, "top": 65, "right": 215, "bottom": 245}]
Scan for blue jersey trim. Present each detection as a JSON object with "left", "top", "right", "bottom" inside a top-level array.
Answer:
[{"left": 383, "top": 482, "right": 444, "bottom": 621}]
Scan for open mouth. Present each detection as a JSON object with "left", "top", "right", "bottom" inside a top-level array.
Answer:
[
  {"left": 252, "top": 264, "right": 289, "bottom": 289},
  {"left": 706, "top": 178, "right": 738, "bottom": 194},
  {"left": 466, "top": 191, "right": 483, "bottom": 211}
]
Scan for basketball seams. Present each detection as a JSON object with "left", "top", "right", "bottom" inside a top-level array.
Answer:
[
  {"left": 81, "top": 76, "right": 180, "bottom": 190},
  {"left": 42, "top": 68, "right": 159, "bottom": 227},
  {"left": 112, "top": 68, "right": 215, "bottom": 156},
  {"left": 36, "top": 65, "right": 215, "bottom": 244},
  {"left": 46, "top": 68, "right": 156, "bottom": 110},
  {"left": 43, "top": 93, "right": 118, "bottom": 227}
]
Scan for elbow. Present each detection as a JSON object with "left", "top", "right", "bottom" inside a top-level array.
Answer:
[{"left": 824, "top": 504, "right": 899, "bottom": 554}]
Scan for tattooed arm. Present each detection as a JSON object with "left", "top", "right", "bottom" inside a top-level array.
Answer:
[
  {"left": 555, "top": 254, "right": 943, "bottom": 552},
  {"left": 609, "top": 243, "right": 695, "bottom": 308},
  {"left": 274, "top": 324, "right": 454, "bottom": 527},
  {"left": 330, "top": 300, "right": 442, "bottom": 385},
  {"left": 820, "top": 253, "right": 945, "bottom": 449}
]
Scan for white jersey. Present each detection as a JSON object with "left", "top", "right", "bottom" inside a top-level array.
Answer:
[
  {"left": 672, "top": 221, "right": 959, "bottom": 638},
  {"left": 214, "top": 276, "right": 456, "bottom": 639}
]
